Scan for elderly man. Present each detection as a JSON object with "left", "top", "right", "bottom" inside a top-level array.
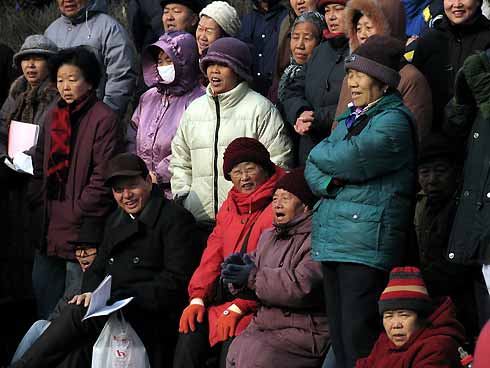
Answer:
[
  {"left": 161, "top": 0, "right": 205, "bottom": 33},
  {"left": 45, "top": 0, "right": 137, "bottom": 115},
  {"left": 13, "top": 153, "right": 201, "bottom": 368}
]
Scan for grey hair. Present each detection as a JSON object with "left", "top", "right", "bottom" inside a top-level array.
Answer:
[{"left": 291, "top": 11, "right": 327, "bottom": 41}]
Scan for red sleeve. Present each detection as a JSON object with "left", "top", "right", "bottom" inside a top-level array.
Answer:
[
  {"left": 411, "top": 338, "right": 463, "bottom": 368},
  {"left": 233, "top": 298, "right": 257, "bottom": 314}
]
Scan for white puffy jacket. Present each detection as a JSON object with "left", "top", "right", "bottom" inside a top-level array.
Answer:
[{"left": 170, "top": 82, "right": 293, "bottom": 224}]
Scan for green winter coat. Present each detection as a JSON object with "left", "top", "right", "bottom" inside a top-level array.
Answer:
[{"left": 305, "top": 92, "right": 416, "bottom": 271}]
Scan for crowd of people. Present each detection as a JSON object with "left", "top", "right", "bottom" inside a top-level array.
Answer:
[{"left": 1, "top": 0, "right": 490, "bottom": 367}]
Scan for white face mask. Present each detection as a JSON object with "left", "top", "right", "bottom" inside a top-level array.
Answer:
[{"left": 157, "top": 64, "right": 175, "bottom": 84}]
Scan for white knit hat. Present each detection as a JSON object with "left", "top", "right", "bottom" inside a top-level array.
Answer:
[{"left": 199, "top": 1, "right": 241, "bottom": 37}]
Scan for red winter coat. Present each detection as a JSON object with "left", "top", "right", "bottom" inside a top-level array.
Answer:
[
  {"left": 187, "top": 166, "right": 283, "bottom": 346},
  {"left": 356, "top": 297, "right": 465, "bottom": 368}
]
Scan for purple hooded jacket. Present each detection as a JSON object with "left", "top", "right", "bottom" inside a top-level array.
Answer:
[{"left": 131, "top": 32, "right": 204, "bottom": 197}]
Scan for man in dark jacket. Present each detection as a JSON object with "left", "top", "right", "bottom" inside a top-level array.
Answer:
[{"left": 13, "top": 153, "right": 201, "bottom": 368}]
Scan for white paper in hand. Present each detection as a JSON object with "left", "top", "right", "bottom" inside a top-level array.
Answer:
[
  {"left": 4, "top": 152, "right": 34, "bottom": 174},
  {"left": 82, "top": 275, "right": 133, "bottom": 321},
  {"left": 8, "top": 120, "right": 39, "bottom": 158}
]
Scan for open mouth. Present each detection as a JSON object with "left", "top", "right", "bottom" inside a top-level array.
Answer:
[
  {"left": 351, "top": 91, "right": 361, "bottom": 99},
  {"left": 241, "top": 183, "right": 254, "bottom": 191},
  {"left": 451, "top": 9, "right": 466, "bottom": 17},
  {"left": 80, "top": 259, "right": 91, "bottom": 272},
  {"left": 124, "top": 200, "right": 137, "bottom": 209},
  {"left": 210, "top": 77, "right": 222, "bottom": 85},
  {"left": 274, "top": 212, "right": 286, "bottom": 221}
]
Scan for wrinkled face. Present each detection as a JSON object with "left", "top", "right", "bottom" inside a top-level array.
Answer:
[
  {"left": 207, "top": 63, "right": 239, "bottom": 95},
  {"left": 444, "top": 0, "right": 481, "bottom": 25},
  {"left": 57, "top": 0, "right": 88, "bottom": 17},
  {"left": 272, "top": 188, "right": 306, "bottom": 224},
  {"left": 112, "top": 175, "right": 153, "bottom": 215},
  {"left": 21, "top": 55, "right": 49, "bottom": 87},
  {"left": 162, "top": 3, "right": 198, "bottom": 32},
  {"left": 347, "top": 69, "right": 385, "bottom": 107},
  {"left": 157, "top": 50, "right": 173, "bottom": 66},
  {"left": 356, "top": 14, "right": 378, "bottom": 45},
  {"left": 383, "top": 309, "right": 420, "bottom": 347},
  {"left": 196, "top": 15, "right": 223, "bottom": 56},
  {"left": 290, "top": 21, "right": 320, "bottom": 65},
  {"left": 324, "top": 3, "right": 346, "bottom": 33},
  {"left": 75, "top": 247, "right": 97, "bottom": 272},
  {"left": 57, "top": 64, "right": 92, "bottom": 105},
  {"left": 418, "top": 159, "right": 456, "bottom": 203},
  {"left": 290, "top": 0, "right": 317, "bottom": 16},
  {"left": 229, "top": 162, "right": 269, "bottom": 194}
]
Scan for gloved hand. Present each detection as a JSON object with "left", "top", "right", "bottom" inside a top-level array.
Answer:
[
  {"left": 463, "top": 52, "right": 490, "bottom": 119},
  {"left": 454, "top": 67, "right": 476, "bottom": 106},
  {"left": 179, "top": 303, "right": 205, "bottom": 333},
  {"left": 221, "top": 254, "right": 256, "bottom": 286},
  {"left": 222, "top": 252, "right": 244, "bottom": 266},
  {"left": 216, "top": 309, "right": 241, "bottom": 341}
]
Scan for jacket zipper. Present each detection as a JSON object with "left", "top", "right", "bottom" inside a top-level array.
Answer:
[{"left": 213, "top": 96, "right": 221, "bottom": 216}]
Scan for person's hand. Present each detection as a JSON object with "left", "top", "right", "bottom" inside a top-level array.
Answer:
[
  {"left": 149, "top": 171, "right": 158, "bottom": 184},
  {"left": 294, "top": 111, "right": 314, "bottom": 136},
  {"left": 68, "top": 292, "right": 92, "bottom": 307},
  {"left": 221, "top": 254, "right": 255, "bottom": 286},
  {"left": 216, "top": 309, "right": 241, "bottom": 341},
  {"left": 406, "top": 35, "right": 418, "bottom": 46},
  {"left": 179, "top": 304, "right": 205, "bottom": 333},
  {"left": 222, "top": 252, "right": 244, "bottom": 267}
]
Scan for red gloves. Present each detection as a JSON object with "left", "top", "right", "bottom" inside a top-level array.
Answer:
[
  {"left": 179, "top": 304, "right": 205, "bottom": 333},
  {"left": 216, "top": 309, "right": 241, "bottom": 341}
]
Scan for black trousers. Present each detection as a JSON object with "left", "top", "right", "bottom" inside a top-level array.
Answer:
[
  {"left": 173, "top": 321, "right": 233, "bottom": 368},
  {"left": 322, "top": 262, "right": 388, "bottom": 368}
]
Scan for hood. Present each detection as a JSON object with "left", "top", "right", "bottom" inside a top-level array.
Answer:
[
  {"left": 62, "top": 0, "right": 107, "bottom": 23},
  {"left": 387, "top": 297, "right": 465, "bottom": 352},
  {"left": 345, "top": 0, "right": 407, "bottom": 52},
  {"left": 227, "top": 166, "right": 285, "bottom": 216},
  {"left": 142, "top": 32, "right": 200, "bottom": 96}
]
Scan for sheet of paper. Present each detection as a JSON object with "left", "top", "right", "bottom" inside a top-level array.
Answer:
[
  {"left": 8, "top": 120, "right": 39, "bottom": 158},
  {"left": 82, "top": 297, "right": 133, "bottom": 320},
  {"left": 4, "top": 152, "right": 34, "bottom": 175},
  {"left": 83, "top": 275, "right": 112, "bottom": 320}
]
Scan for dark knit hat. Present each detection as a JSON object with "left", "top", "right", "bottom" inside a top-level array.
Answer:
[
  {"left": 104, "top": 153, "right": 149, "bottom": 186},
  {"left": 318, "top": 0, "right": 348, "bottom": 8},
  {"left": 160, "top": 0, "right": 205, "bottom": 13},
  {"left": 378, "top": 267, "right": 433, "bottom": 316},
  {"left": 344, "top": 35, "right": 404, "bottom": 89},
  {"left": 200, "top": 37, "right": 253, "bottom": 83},
  {"left": 68, "top": 217, "right": 104, "bottom": 249},
  {"left": 418, "top": 134, "right": 458, "bottom": 166},
  {"left": 274, "top": 168, "right": 317, "bottom": 208},
  {"left": 223, "top": 137, "right": 275, "bottom": 180}
]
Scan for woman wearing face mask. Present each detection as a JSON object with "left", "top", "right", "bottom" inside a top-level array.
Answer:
[
  {"left": 131, "top": 32, "right": 204, "bottom": 198},
  {"left": 334, "top": 0, "right": 433, "bottom": 142}
]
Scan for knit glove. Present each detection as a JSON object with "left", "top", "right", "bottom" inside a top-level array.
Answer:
[
  {"left": 179, "top": 304, "right": 205, "bottom": 333},
  {"left": 454, "top": 67, "right": 476, "bottom": 106},
  {"left": 216, "top": 309, "right": 241, "bottom": 341},
  {"left": 222, "top": 252, "right": 244, "bottom": 266},
  {"left": 463, "top": 52, "right": 490, "bottom": 119},
  {"left": 221, "top": 254, "right": 256, "bottom": 286}
]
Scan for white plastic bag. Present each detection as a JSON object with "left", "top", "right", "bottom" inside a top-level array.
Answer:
[{"left": 92, "top": 311, "right": 151, "bottom": 368}]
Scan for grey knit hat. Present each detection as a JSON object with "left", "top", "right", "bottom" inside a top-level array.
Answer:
[
  {"left": 344, "top": 35, "right": 403, "bottom": 89},
  {"left": 14, "top": 35, "right": 58, "bottom": 67},
  {"left": 200, "top": 1, "right": 241, "bottom": 37}
]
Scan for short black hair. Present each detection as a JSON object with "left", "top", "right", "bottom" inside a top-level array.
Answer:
[{"left": 49, "top": 46, "right": 101, "bottom": 89}]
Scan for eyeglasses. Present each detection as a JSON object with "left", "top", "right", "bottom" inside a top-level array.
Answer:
[
  {"left": 75, "top": 249, "right": 97, "bottom": 258},
  {"left": 229, "top": 167, "right": 259, "bottom": 180}
]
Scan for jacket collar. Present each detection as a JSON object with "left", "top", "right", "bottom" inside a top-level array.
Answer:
[
  {"left": 273, "top": 212, "right": 312, "bottom": 239},
  {"left": 206, "top": 81, "right": 250, "bottom": 110},
  {"left": 337, "top": 91, "right": 405, "bottom": 122}
]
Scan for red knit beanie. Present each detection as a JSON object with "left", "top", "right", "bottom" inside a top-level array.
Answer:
[
  {"left": 378, "top": 266, "right": 433, "bottom": 316},
  {"left": 223, "top": 137, "right": 275, "bottom": 180},
  {"left": 274, "top": 167, "right": 317, "bottom": 208}
]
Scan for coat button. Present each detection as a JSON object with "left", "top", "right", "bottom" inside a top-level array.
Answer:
[
  {"left": 258, "top": 53, "right": 263, "bottom": 57},
  {"left": 448, "top": 252, "right": 455, "bottom": 259},
  {"left": 463, "top": 190, "right": 469, "bottom": 197},
  {"left": 474, "top": 132, "right": 479, "bottom": 139},
  {"left": 261, "top": 34, "right": 266, "bottom": 38},
  {"left": 487, "top": 192, "right": 490, "bottom": 199},
  {"left": 68, "top": 26, "right": 72, "bottom": 31},
  {"left": 352, "top": 214, "right": 358, "bottom": 219},
  {"left": 108, "top": 257, "right": 114, "bottom": 265},
  {"left": 241, "top": 219, "right": 246, "bottom": 224},
  {"left": 279, "top": 262, "right": 283, "bottom": 267},
  {"left": 133, "top": 257, "right": 140, "bottom": 264}
]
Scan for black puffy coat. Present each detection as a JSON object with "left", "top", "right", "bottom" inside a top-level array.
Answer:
[
  {"left": 279, "top": 36, "right": 349, "bottom": 165},
  {"left": 412, "top": 11, "right": 490, "bottom": 131}
]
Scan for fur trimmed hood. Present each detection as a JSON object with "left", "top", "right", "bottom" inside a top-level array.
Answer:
[{"left": 345, "top": 0, "right": 406, "bottom": 52}]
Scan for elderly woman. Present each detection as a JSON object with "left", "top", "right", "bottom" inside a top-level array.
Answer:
[
  {"left": 29, "top": 46, "right": 121, "bottom": 319},
  {"left": 334, "top": 0, "right": 433, "bottom": 142},
  {"left": 356, "top": 267, "right": 465, "bottom": 368},
  {"left": 305, "top": 35, "right": 416, "bottom": 368},
  {"left": 131, "top": 32, "right": 203, "bottom": 198},
  {"left": 170, "top": 37, "right": 293, "bottom": 234},
  {"left": 222, "top": 168, "right": 329, "bottom": 368},
  {"left": 280, "top": 0, "right": 349, "bottom": 165},
  {"left": 173, "top": 138, "right": 284, "bottom": 368},
  {"left": 196, "top": 1, "right": 241, "bottom": 57}
]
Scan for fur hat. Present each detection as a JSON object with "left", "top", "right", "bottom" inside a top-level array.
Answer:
[
  {"left": 14, "top": 34, "right": 58, "bottom": 67},
  {"left": 274, "top": 167, "right": 317, "bottom": 208},
  {"left": 223, "top": 138, "right": 275, "bottom": 180},
  {"left": 200, "top": 1, "right": 241, "bottom": 37},
  {"left": 200, "top": 37, "right": 253, "bottom": 83},
  {"left": 344, "top": 35, "right": 403, "bottom": 89},
  {"left": 378, "top": 267, "right": 433, "bottom": 316}
]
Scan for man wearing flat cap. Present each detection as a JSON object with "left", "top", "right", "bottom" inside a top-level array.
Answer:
[{"left": 13, "top": 153, "right": 202, "bottom": 368}]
